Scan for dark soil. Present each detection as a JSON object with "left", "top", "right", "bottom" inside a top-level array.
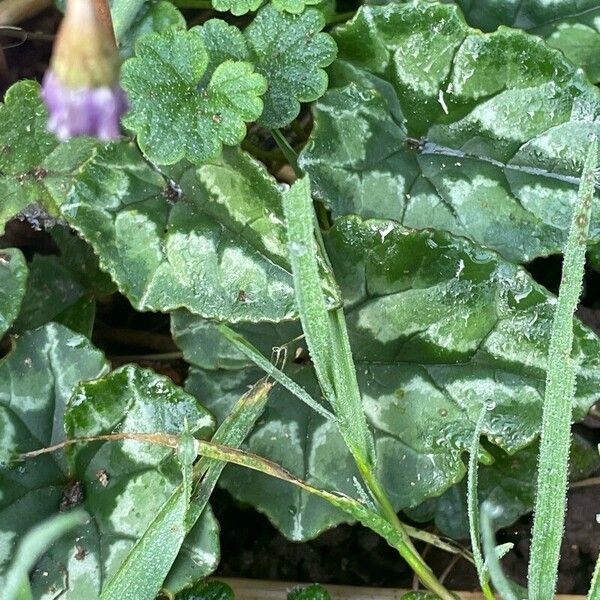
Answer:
[{"left": 3, "top": 7, "right": 600, "bottom": 597}]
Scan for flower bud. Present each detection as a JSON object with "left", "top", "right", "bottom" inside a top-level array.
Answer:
[{"left": 41, "top": 0, "right": 127, "bottom": 141}]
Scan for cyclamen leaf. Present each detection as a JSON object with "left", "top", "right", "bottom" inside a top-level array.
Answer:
[
  {"left": 300, "top": 2, "right": 600, "bottom": 263},
  {"left": 56, "top": 142, "right": 339, "bottom": 322},
  {"left": 0, "top": 324, "right": 109, "bottom": 570},
  {"left": 11, "top": 227, "right": 114, "bottom": 338},
  {"left": 28, "top": 364, "right": 218, "bottom": 599},
  {"left": 407, "top": 433, "right": 600, "bottom": 539},
  {"left": 98, "top": 431, "right": 195, "bottom": 600},
  {"left": 175, "top": 580, "right": 234, "bottom": 599},
  {"left": 4, "top": 511, "right": 86, "bottom": 600},
  {"left": 0, "top": 81, "right": 97, "bottom": 233},
  {"left": 122, "top": 27, "right": 267, "bottom": 165},
  {"left": 0, "top": 248, "right": 27, "bottom": 339},
  {"left": 12, "top": 255, "right": 96, "bottom": 337},
  {"left": 245, "top": 6, "right": 337, "bottom": 128},
  {"left": 175, "top": 216, "right": 600, "bottom": 540},
  {"left": 441, "top": 0, "right": 600, "bottom": 82}
]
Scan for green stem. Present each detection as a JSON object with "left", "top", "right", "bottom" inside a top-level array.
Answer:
[
  {"left": 271, "top": 128, "right": 300, "bottom": 176},
  {"left": 361, "top": 469, "right": 458, "bottom": 600},
  {"left": 282, "top": 175, "right": 455, "bottom": 600},
  {"left": 528, "top": 137, "right": 598, "bottom": 599}
]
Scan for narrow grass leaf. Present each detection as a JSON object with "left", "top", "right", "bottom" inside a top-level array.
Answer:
[
  {"left": 282, "top": 176, "right": 373, "bottom": 466},
  {"left": 164, "top": 379, "right": 273, "bottom": 590},
  {"left": 99, "top": 431, "right": 196, "bottom": 600},
  {"left": 467, "top": 403, "right": 495, "bottom": 600},
  {"left": 481, "top": 502, "right": 520, "bottom": 600},
  {"left": 218, "top": 324, "right": 336, "bottom": 421},
  {"left": 528, "top": 137, "right": 599, "bottom": 600}
]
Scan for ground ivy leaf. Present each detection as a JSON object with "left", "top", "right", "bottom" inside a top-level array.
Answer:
[
  {"left": 288, "top": 584, "right": 331, "bottom": 599},
  {"left": 122, "top": 27, "right": 266, "bottom": 165},
  {"left": 300, "top": 2, "right": 600, "bottom": 262},
  {"left": 57, "top": 142, "right": 339, "bottom": 322},
  {"left": 272, "top": 0, "right": 322, "bottom": 15},
  {"left": 174, "top": 216, "right": 600, "bottom": 540},
  {"left": 212, "top": 0, "right": 262, "bottom": 17},
  {"left": 212, "top": 0, "right": 320, "bottom": 16},
  {"left": 4, "top": 361, "right": 219, "bottom": 599},
  {"left": 119, "top": 0, "right": 186, "bottom": 59},
  {"left": 0, "top": 81, "right": 99, "bottom": 234},
  {"left": 245, "top": 6, "right": 337, "bottom": 128},
  {"left": 199, "top": 20, "right": 250, "bottom": 72},
  {"left": 0, "top": 248, "right": 27, "bottom": 339}
]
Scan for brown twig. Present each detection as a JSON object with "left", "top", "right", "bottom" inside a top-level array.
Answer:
[
  {"left": 19, "top": 432, "right": 180, "bottom": 459},
  {"left": 0, "top": 0, "right": 51, "bottom": 26},
  {"left": 439, "top": 554, "right": 461, "bottom": 585}
]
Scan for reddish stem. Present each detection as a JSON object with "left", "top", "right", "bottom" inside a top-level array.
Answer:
[{"left": 92, "top": 0, "right": 115, "bottom": 44}]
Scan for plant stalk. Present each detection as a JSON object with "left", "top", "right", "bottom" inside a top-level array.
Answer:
[
  {"left": 528, "top": 137, "right": 598, "bottom": 600},
  {"left": 282, "top": 174, "right": 455, "bottom": 600}
]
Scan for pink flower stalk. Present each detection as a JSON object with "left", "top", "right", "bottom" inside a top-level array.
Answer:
[{"left": 42, "top": 0, "right": 127, "bottom": 141}]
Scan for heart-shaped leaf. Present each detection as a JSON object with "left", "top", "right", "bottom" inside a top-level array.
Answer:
[
  {"left": 0, "top": 345, "right": 219, "bottom": 598},
  {"left": 174, "top": 215, "right": 600, "bottom": 540},
  {"left": 441, "top": 0, "right": 600, "bottom": 82},
  {"left": 300, "top": 2, "right": 600, "bottom": 262},
  {"left": 0, "top": 248, "right": 27, "bottom": 339},
  {"left": 122, "top": 26, "right": 267, "bottom": 165},
  {"left": 11, "top": 227, "right": 114, "bottom": 337},
  {"left": 0, "top": 82, "right": 98, "bottom": 233},
  {"left": 56, "top": 142, "right": 339, "bottom": 322},
  {"left": 0, "top": 324, "right": 109, "bottom": 573},
  {"left": 406, "top": 433, "right": 600, "bottom": 539}
]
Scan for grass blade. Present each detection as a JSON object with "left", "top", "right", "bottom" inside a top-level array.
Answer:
[
  {"left": 467, "top": 403, "right": 495, "bottom": 600},
  {"left": 282, "top": 176, "right": 454, "bottom": 600},
  {"left": 165, "top": 379, "right": 272, "bottom": 589},
  {"left": 282, "top": 176, "right": 373, "bottom": 468},
  {"left": 481, "top": 502, "right": 520, "bottom": 600},
  {"left": 527, "top": 137, "right": 599, "bottom": 600},
  {"left": 99, "top": 430, "right": 196, "bottom": 600},
  {"left": 218, "top": 324, "right": 336, "bottom": 422}
]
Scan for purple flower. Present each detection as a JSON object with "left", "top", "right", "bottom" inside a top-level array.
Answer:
[{"left": 41, "top": 70, "right": 127, "bottom": 141}]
